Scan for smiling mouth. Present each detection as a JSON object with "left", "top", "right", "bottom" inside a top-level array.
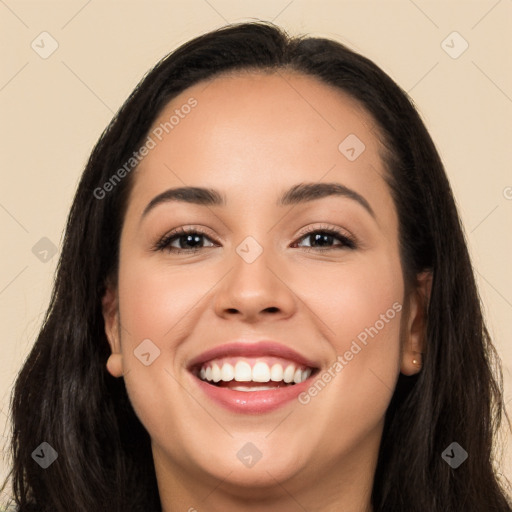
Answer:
[{"left": 191, "top": 356, "right": 318, "bottom": 392}]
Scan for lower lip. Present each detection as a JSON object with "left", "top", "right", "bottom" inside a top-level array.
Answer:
[{"left": 191, "top": 374, "right": 314, "bottom": 414}]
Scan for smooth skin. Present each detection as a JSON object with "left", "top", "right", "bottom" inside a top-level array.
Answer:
[{"left": 102, "top": 71, "right": 431, "bottom": 512}]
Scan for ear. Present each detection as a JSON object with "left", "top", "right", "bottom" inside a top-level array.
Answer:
[
  {"left": 400, "top": 270, "right": 432, "bottom": 376},
  {"left": 101, "top": 278, "right": 124, "bottom": 378}
]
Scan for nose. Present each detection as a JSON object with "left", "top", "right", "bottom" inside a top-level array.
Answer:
[{"left": 213, "top": 240, "right": 297, "bottom": 323}]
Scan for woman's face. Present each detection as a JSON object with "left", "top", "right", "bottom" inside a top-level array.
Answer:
[{"left": 103, "top": 72, "right": 425, "bottom": 505}]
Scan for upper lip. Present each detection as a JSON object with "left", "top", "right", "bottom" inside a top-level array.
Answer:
[{"left": 187, "top": 340, "right": 320, "bottom": 370}]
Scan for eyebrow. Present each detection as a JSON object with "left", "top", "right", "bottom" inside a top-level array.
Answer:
[{"left": 140, "top": 182, "right": 375, "bottom": 220}]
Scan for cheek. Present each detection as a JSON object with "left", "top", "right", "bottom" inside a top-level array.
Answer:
[
  {"left": 293, "top": 252, "right": 404, "bottom": 454},
  {"left": 114, "top": 256, "right": 213, "bottom": 461},
  {"left": 295, "top": 251, "right": 404, "bottom": 439},
  {"left": 328, "top": 260, "right": 404, "bottom": 363},
  {"left": 289, "top": 249, "right": 404, "bottom": 358},
  {"left": 117, "top": 256, "right": 214, "bottom": 342}
]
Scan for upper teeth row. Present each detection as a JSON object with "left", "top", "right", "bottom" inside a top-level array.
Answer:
[{"left": 199, "top": 361, "right": 312, "bottom": 384}]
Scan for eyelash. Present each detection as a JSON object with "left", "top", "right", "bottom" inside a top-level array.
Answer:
[{"left": 152, "top": 224, "right": 357, "bottom": 254}]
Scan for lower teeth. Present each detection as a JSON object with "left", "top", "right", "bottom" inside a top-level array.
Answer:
[
  {"left": 230, "top": 384, "right": 291, "bottom": 392},
  {"left": 200, "top": 379, "right": 296, "bottom": 390}
]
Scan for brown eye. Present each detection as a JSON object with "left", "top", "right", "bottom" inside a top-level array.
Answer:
[
  {"left": 154, "top": 228, "right": 216, "bottom": 254},
  {"left": 294, "top": 227, "right": 356, "bottom": 251}
]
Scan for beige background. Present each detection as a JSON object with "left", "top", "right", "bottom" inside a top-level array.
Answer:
[{"left": 1, "top": 0, "right": 511, "bottom": 500}]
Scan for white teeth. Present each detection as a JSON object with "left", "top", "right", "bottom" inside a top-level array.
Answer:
[
  {"left": 252, "top": 362, "right": 271, "bottom": 382},
  {"left": 270, "top": 363, "right": 284, "bottom": 382},
  {"left": 283, "top": 365, "right": 295, "bottom": 383},
  {"left": 234, "top": 361, "right": 252, "bottom": 381},
  {"left": 231, "top": 385, "right": 277, "bottom": 392},
  {"left": 221, "top": 362, "right": 234, "bottom": 381},
  {"left": 211, "top": 363, "right": 222, "bottom": 382},
  {"left": 198, "top": 359, "right": 313, "bottom": 385}
]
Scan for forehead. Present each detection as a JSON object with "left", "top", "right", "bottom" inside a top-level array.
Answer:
[
  {"left": 125, "top": 71, "right": 393, "bottom": 226},
  {"left": 149, "top": 70, "right": 379, "bottom": 159}
]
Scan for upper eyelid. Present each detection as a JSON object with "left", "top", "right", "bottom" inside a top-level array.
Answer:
[{"left": 160, "top": 224, "right": 351, "bottom": 241}]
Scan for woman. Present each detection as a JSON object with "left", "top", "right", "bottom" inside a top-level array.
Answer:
[{"left": 2, "top": 21, "right": 511, "bottom": 511}]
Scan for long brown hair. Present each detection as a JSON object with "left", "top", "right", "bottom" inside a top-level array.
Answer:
[{"left": 3, "top": 21, "right": 511, "bottom": 511}]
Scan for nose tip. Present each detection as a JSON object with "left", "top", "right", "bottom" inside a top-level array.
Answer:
[{"left": 213, "top": 247, "right": 296, "bottom": 322}]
